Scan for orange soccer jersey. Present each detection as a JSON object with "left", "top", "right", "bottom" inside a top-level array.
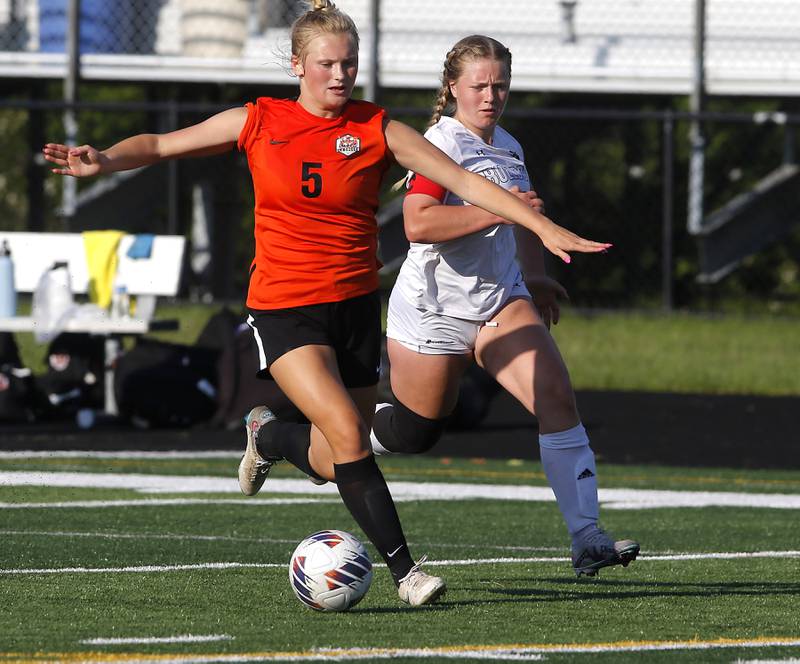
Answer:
[{"left": 238, "top": 97, "right": 391, "bottom": 310}]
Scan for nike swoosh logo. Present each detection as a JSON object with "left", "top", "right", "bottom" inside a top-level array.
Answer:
[
  {"left": 270, "top": 139, "right": 289, "bottom": 145},
  {"left": 387, "top": 545, "right": 404, "bottom": 558}
]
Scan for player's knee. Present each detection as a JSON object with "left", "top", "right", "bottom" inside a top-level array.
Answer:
[
  {"left": 373, "top": 398, "right": 447, "bottom": 454},
  {"left": 324, "top": 412, "right": 369, "bottom": 454}
]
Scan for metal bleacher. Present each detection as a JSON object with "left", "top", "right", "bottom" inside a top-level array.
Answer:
[{"left": 0, "top": 0, "right": 799, "bottom": 96}]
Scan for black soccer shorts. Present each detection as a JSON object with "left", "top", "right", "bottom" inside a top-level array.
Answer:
[{"left": 246, "top": 290, "right": 381, "bottom": 388}]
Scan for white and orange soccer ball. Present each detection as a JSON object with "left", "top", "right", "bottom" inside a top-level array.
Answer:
[{"left": 289, "top": 530, "right": 373, "bottom": 612}]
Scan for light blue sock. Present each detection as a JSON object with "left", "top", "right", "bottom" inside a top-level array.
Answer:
[{"left": 539, "top": 422, "right": 600, "bottom": 537}]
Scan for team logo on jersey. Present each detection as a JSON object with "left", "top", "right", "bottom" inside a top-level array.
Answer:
[{"left": 336, "top": 134, "right": 361, "bottom": 157}]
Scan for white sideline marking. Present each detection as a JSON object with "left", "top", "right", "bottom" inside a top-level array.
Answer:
[
  {"left": 81, "top": 634, "right": 234, "bottom": 645},
  {"left": 2, "top": 471, "right": 800, "bottom": 510},
  {"left": 2, "top": 550, "right": 798, "bottom": 576}
]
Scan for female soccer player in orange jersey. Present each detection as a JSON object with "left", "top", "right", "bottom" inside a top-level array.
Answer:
[{"left": 44, "top": 1, "right": 610, "bottom": 605}]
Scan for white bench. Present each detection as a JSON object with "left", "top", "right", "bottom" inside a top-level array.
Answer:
[{"left": 0, "top": 231, "right": 186, "bottom": 415}]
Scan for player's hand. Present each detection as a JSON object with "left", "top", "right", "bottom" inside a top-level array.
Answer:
[
  {"left": 525, "top": 275, "right": 568, "bottom": 329},
  {"left": 42, "top": 143, "right": 105, "bottom": 177},
  {"left": 536, "top": 216, "right": 611, "bottom": 264},
  {"left": 529, "top": 188, "right": 545, "bottom": 215}
]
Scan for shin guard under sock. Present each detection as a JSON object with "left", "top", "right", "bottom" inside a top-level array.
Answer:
[{"left": 334, "top": 455, "right": 414, "bottom": 585}]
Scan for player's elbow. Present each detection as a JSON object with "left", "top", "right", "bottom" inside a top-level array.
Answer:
[
  {"left": 152, "top": 134, "right": 175, "bottom": 161},
  {"left": 404, "top": 219, "right": 425, "bottom": 243},
  {"left": 402, "top": 198, "right": 438, "bottom": 243},
  {"left": 404, "top": 211, "right": 435, "bottom": 243}
]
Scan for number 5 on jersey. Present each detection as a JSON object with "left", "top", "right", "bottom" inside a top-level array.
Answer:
[{"left": 302, "top": 162, "right": 323, "bottom": 198}]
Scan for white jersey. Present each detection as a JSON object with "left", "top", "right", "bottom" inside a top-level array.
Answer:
[{"left": 394, "top": 116, "right": 530, "bottom": 321}]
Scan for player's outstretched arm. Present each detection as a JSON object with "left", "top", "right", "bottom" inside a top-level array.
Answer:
[
  {"left": 43, "top": 106, "right": 247, "bottom": 178},
  {"left": 403, "top": 185, "right": 543, "bottom": 244},
  {"left": 384, "top": 119, "right": 611, "bottom": 263}
]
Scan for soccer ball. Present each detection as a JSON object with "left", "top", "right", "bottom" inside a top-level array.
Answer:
[{"left": 289, "top": 530, "right": 373, "bottom": 612}]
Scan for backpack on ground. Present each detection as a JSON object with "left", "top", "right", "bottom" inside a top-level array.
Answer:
[{"left": 211, "top": 321, "right": 305, "bottom": 430}]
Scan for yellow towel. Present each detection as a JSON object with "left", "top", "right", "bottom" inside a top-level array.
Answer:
[{"left": 82, "top": 230, "right": 125, "bottom": 309}]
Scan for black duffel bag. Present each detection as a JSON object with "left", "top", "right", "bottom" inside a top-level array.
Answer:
[{"left": 114, "top": 338, "right": 220, "bottom": 428}]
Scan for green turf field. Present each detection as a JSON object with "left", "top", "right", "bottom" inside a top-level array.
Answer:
[{"left": 1, "top": 452, "right": 799, "bottom": 663}]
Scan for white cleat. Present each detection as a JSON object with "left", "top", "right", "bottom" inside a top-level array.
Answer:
[
  {"left": 238, "top": 406, "right": 280, "bottom": 496},
  {"left": 397, "top": 556, "right": 446, "bottom": 606}
]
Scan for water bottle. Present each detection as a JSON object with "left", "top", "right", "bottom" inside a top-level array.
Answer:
[
  {"left": 111, "top": 285, "right": 130, "bottom": 319},
  {"left": 0, "top": 240, "right": 16, "bottom": 317}
]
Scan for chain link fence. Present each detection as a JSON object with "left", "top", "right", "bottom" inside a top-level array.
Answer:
[
  {"left": 0, "top": 1, "right": 799, "bottom": 311},
  {"left": 2, "top": 96, "right": 798, "bottom": 311}
]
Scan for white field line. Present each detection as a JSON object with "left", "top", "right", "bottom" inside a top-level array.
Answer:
[
  {"left": 0, "top": 450, "right": 242, "bottom": 459},
  {"left": 0, "top": 497, "right": 338, "bottom": 509},
  {"left": 0, "top": 529, "right": 299, "bottom": 544},
  {"left": 31, "top": 637, "right": 800, "bottom": 662},
  {"left": 2, "top": 471, "right": 800, "bottom": 510},
  {"left": 80, "top": 634, "right": 234, "bottom": 645},
  {"left": 2, "top": 550, "right": 799, "bottom": 576},
  {"left": 6, "top": 529, "right": 796, "bottom": 561},
  {"left": 0, "top": 561, "right": 285, "bottom": 575},
  {"left": 0, "top": 529, "right": 562, "bottom": 552}
]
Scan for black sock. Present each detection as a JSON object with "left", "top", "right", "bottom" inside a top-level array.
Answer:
[
  {"left": 257, "top": 420, "right": 326, "bottom": 482},
  {"left": 334, "top": 455, "right": 414, "bottom": 585}
]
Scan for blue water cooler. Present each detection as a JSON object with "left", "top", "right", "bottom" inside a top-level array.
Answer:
[{"left": 38, "top": 0, "right": 131, "bottom": 54}]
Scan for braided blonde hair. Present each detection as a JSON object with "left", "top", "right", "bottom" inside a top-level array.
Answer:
[
  {"left": 291, "top": 0, "right": 360, "bottom": 62},
  {"left": 428, "top": 35, "right": 512, "bottom": 128}
]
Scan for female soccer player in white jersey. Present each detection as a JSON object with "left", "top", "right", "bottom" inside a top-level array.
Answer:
[{"left": 370, "top": 35, "right": 640, "bottom": 577}]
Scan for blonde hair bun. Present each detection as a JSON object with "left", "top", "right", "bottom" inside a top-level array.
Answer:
[{"left": 293, "top": 0, "right": 358, "bottom": 60}]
